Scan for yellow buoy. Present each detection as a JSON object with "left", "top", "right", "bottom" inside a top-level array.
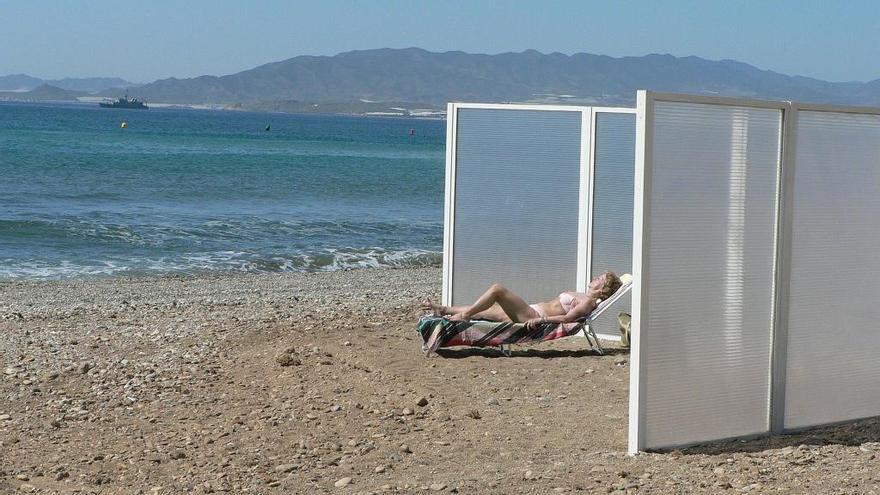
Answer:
[{"left": 120, "top": 121, "right": 128, "bottom": 129}]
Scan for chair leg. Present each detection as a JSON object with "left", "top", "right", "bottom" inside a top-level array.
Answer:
[{"left": 584, "top": 325, "right": 604, "bottom": 355}]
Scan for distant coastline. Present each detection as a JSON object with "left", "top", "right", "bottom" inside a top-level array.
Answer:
[{"left": 0, "top": 98, "right": 447, "bottom": 119}]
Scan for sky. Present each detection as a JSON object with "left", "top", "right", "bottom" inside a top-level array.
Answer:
[{"left": 2, "top": 0, "right": 879, "bottom": 84}]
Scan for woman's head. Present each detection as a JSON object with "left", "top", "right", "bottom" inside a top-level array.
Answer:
[{"left": 590, "top": 271, "right": 622, "bottom": 301}]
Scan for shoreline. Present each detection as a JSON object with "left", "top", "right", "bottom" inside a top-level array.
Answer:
[{"left": 0, "top": 265, "right": 438, "bottom": 319}]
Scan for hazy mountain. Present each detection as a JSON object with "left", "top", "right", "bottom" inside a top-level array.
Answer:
[
  {"left": 99, "top": 48, "right": 880, "bottom": 107},
  {"left": 0, "top": 74, "right": 137, "bottom": 93},
  {"left": 0, "top": 84, "right": 87, "bottom": 101},
  {"left": 0, "top": 74, "right": 44, "bottom": 92}
]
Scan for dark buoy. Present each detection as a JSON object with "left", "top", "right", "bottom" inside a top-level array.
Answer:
[
  {"left": 409, "top": 128, "right": 416, "bottom": 136},
  {"left": 265, "top": 124, "right": 271, "bottom": 131}
]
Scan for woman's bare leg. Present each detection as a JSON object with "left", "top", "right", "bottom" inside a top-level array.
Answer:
[
  {"left": 422, "top": 299, "right": 511, "bottom": 321},
  {"left": 449, "top": 284, "right": 538, "bottom": 322},
  {"left": 461, "top": 304, "right": 510, "bottom": 321}
]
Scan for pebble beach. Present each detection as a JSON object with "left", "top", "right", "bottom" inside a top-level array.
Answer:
[{"left": 2, "top": 267, "right": 880, "bottom": 494}]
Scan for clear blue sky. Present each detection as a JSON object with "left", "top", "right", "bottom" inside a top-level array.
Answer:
[{"left": 2, "top": 0, "right": 878, "bottom": 83}]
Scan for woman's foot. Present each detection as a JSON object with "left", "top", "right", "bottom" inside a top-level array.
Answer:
[
  {"left": 448, "top": 312, "right": 469, "bottom": 322},
  {"left": 420, "top": 298, "right": 445, "bottom": 316}
]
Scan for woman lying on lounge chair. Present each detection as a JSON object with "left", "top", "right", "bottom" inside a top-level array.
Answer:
[{"left": 421, "top": 272, "right": 622, "bottom": 330}]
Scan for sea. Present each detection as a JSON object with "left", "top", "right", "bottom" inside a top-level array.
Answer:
[{"left": 0, "top": 102, "right": 446, "bottom": 280}]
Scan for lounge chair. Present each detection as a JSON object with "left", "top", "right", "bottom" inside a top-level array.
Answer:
[{"left": 417, "top": 274, "right": 633, "bottom": 356}]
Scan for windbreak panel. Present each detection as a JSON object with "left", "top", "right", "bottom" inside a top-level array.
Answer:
[
  {"left": 590, "top": 112, "right": 636, "bottom": 337},
  {"left": 638, "top": 101, "right": 781, "bottom": 450},
  {"left": 784, "top": 111, "right": 880, "bottom": 429},
  {"left": 451, "top": 108, "right": 583, "bottom": 305}
]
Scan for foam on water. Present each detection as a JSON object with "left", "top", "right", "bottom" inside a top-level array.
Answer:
[{"left": 0, "top": 248, "right": 443, "bottom": 280}]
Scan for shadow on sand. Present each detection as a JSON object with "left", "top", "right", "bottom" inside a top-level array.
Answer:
[
  {"left": 434, "top": 346, "right": 630, "bottom": 359},
  {"left": 667, "top": 416, "right": 880, "bottom": 455}
]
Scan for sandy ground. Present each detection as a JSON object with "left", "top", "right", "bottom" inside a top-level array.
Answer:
[{"left": 1, "top": 267, "right": 880, "bottom": 494}]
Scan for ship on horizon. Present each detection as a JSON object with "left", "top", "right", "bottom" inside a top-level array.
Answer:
[{"left": 99, "top": 93, "right": 148, "bottom": 109}]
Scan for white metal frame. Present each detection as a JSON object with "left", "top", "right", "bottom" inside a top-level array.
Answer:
[
  {"left": 628, "top": 91, "right": 880, "bottom": 454},
  {"left": 443, "top": 102, "right": 590, "bottom": 306},
  {"left": 443, "top": 103, "right": 636, "bottom": 308},
  {"left": 628, "top": 91, "right": 789, "bottom": 454},
  {"left": 441, "top": 103, "right": 457, "bottom": 305},
  {"left": 628, "top": 91, "right": 653, "bottom": 454},
  {"left": 576, "top": 108, "right": 593, "bottom": 293},
  {"left": 583, "top": 107, "right": 638, "bottom": 289}
]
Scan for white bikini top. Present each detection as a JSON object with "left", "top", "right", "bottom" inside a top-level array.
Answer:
[
  {"left": 559, "top": 292, "right": 579, "bottom": 313},
  {"left": 559, "top": 292, "right": 600, "bottom": 313}
]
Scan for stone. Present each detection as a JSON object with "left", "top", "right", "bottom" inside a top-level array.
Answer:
[
  {"left": 524, "top": 470, "right": 534, "bottom": 480},
  {"left": 430, "top": 483, "right": 447, "bottom": 491},
  {"left": 170, "top": 450, "right": 186, "bottom": 460},
  {"left": 276, "top": 353, "right": 301, "bottom": 367},
  {"left": 17, "top": 484, "right": 36, "bottom": 493},
  {"left": 399, "top": 444, "right": 412, "bottom": 454},
  {"left": 416, "top": 397, "right": 429, "bottom": 407},
  {"left": 375, "top": 465, "right": 386, "bottom": 473},
  {"left": 40, "top": 371, "right": 58, "bottom": 382},
  {"left": 275, "top": 464, "right": 299, "bottom": 473},
  {"left": 0, "top": 414, "right": 11, "bottom": 421},
  {"left": 334, "top": 477, "right": 352, "bottom": 488},
  {"left": 402, "top": 408, "right": 414, "bottom": 416},
  {"left": 486, "top": 397, "right": 499, "bottom": 406}
]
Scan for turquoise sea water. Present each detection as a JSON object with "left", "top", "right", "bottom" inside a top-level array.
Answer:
[{"left": 0, "top": 102, "right": 445, "bottom": 279}]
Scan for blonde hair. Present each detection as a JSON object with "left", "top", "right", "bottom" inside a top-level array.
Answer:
[{"left": 597, "top": 271, "right": 622, "bottom": 301}]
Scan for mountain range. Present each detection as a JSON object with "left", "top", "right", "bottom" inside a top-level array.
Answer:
[
  {"left": 4, "top": 48, "right": 880, "bottom": 111},
  {"left": 0, "top": 74, "right": 137, "bottom": 93}
]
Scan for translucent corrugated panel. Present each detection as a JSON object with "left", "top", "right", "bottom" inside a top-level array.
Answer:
[
  {"left": 452, "top": 108, "right": 583, "bottom": 305},
  {"left": 590, "top": 112, "right": 636, "bottom": 337},
  {"left": 640, "top": 101, "right": 781, "bottom": 449},
  {"left": 784, "top": 111, "right": 880, "bottom": 429}
]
